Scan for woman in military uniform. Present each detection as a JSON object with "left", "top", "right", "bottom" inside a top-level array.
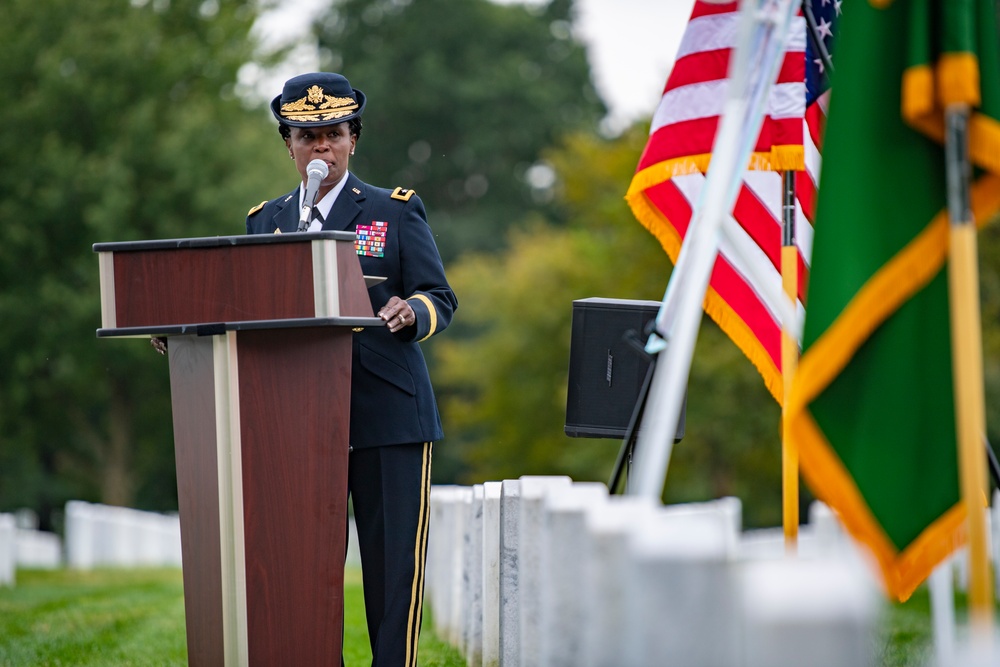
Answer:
[{"left": 247, "top": 71, "right": 457, "bottom": 667}]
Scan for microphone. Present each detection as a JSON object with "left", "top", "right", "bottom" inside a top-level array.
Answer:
[{"left": 297, "top": 159, "right": 329, "bottom": 231}]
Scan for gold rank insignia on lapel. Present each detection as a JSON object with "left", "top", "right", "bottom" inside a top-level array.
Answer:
[
  {"left": 273, "top": 228, "right": 282, "bottom": 234},
  {"left": 391, "top": 187, "right": 415, "bottom": 202}
]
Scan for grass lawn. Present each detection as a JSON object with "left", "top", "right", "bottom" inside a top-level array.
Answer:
[
  {"left": 0, "top": 567, "right": 966, "bottom": 666},
  {"left": 0, "top": 568, "right": 464, "bottom": 667}
]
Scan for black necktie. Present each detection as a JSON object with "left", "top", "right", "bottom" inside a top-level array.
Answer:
[{"left": 311, "top": 207, "right": 325, "bottom": 227}]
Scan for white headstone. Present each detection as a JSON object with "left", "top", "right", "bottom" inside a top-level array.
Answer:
[
  {"left": 0, "top": 514, "right": 16, "bottom": 586},
  {"left": 581, "top": 495, "right": 658, "bottom": 667},
  {"left": 517, "top": 476, "right": 572, "bottom": 667},
  {"left": 427, "top": 486, "right": 461, "bottom": 640},
  {"left": 540, "top": 482, "right": 609, "bottom": 667},
  {"left": 65, "top": 500, "right": 96, "bottom": 569},
  {"left": 465, "top": 484, "right": 485, "bottom": 666},
  {"left": 499, "top": 479, "right": 522, "bottom": 667},
  {"left": 15, "top": 529, "right": 62, "bottom": 569},
  {"left": 741, "top": 557, "right": 880, "bottom": 667},
  {"left": 482, "top": 481, "right": 503, "bottom": 667},
  {"left": 450, "top": 486, "right": 474, "bottom": 648},
  {"left": 622, "top": 499, "right": 742, "bottom": 667}
]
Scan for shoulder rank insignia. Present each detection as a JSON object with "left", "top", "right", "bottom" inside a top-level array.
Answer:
[
  {"left": 391, "top": 187, "right": 415, "bottom": 202},
  {"left": 247, "top": 200, "right": 267, "bottom": 216}
]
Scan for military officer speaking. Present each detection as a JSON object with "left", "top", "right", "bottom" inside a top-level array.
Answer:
[{"left": 247, "top": 71, "right": 457, "bottom": 667}]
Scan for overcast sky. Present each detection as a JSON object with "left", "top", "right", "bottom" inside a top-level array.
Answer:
[{"left": 250, "top": 0, "right": 697, "bottom": 133}]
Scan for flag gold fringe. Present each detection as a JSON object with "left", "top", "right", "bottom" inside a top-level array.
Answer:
[
  {"left": 970, "top": 113, "right": 1000, "bottom": 175},
  {"left": 628, "top": 156, "right": 714, "bottom": 193},
  {"left": 938, "top": 53, "right": 982, "bottom": 108},
  {"left": 794, "top": 402, "right": 965, "bottom": 601},
  {"left": 787, "top": 173, "right": 1000, "bottom": 600},
  {"left": 625, "top": 184, "right": 784, "bottom": 403},
  {"left": 628, "top": 146, "right": 806, "bottom": 199},
  {"left": 704, "top": 286, "right": 783, "bottom": 402},
  {"left": 901, "top": 65, "right": 934, "bottom": 120},
  {"left": 763, "top": 144, "right": 805, "bottom": 171},
  {"left": 793, "top": 403, "right": 965, "bottom": 601},
  {"left": 902, "top": 62, "right": 1000, "bottom": 175}
]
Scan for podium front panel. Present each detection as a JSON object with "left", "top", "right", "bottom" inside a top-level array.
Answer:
[
  {"left": 110, "top": 243, "right": 314, "bottom": 327},
  {"left": 237, "top": 327, "right": 350, "bottom": 664},
  {"left": 168, "top": 328, "right": 351, "bottom": 666}
]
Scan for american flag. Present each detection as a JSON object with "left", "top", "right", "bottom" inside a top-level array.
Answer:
[{"left": 626, "top": 0, "right": 837, "bottom": 403}]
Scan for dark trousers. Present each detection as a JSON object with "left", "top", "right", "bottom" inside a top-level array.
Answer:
[{"left": 348, "top": 442, "right": 432, "bottom": 667}]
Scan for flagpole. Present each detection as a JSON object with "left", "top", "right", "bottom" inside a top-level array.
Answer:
[
  {"left": 781, "top": 169, "right": 799, "bottom": 551},
  {"left": 629, "top": 0, "right": 799, "bottom": 499},
  {"left": 944, "top": 104, "right": 994, "bottom": 633},
  {"left": 781, "top": 0, "right": 833, "bottom": 551}
]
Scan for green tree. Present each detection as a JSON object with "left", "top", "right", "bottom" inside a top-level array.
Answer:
[
  {"left": 433, "top": 125, "right": 787, "bottom": 527},
  {"left": 0, "top": 0, "right": 286, "bottom": 523},
  {"left": 315, "top": 0, "right": 607, "bottom": 260}
]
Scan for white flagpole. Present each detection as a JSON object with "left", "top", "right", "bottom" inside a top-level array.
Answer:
[{"left": 629, "top": 0, "right": 799, "bottom": 499}]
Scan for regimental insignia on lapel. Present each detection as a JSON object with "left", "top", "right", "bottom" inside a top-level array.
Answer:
[
  {"left": 273, "top": 227, "right": 282, "bottom": 234},
  {"left": 247, "top": 200, "right": 267, "bottom": 216},
  {"left": 390, "top": 187, "right": 415, "bottom": 202}
]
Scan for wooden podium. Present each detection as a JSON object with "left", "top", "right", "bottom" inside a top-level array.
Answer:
[{"left": 94, "top": 232, "right": 381, "bottom": 666}]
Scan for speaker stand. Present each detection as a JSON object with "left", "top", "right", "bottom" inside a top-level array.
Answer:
[{"left": 608, "top": 334, "right": 657, "bottom": 494}]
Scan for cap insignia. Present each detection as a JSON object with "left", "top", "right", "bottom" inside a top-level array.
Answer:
[
  {"left": 281, "top": 85, "right": 359, "bottom": 122},
  {"left": 306, "top": 85, "right": 326, "bottom": 104}
]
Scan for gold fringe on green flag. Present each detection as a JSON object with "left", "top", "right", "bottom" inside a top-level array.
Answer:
[{"left": 787, "top": 0, "right": 1000, "bottom": 601}]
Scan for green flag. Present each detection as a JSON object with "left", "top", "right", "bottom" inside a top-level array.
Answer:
[{"left": 788, "top": 0, "right": 1000, "bottom": 601}]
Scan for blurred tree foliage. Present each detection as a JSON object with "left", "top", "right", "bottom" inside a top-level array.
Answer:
[
  {"left": 0, "top": 0, "right": 996, "bottom": 534},
  {"left": 0, "top": 0, "right": 286, "bottom": 524},
  {"left": 315, "top": 0, "right": 607, "bottom": 261},
  {"left": 0, "top": 0, "right": 607, "bottom": 527},
  {"left": 432, "top": 126, "right": 794, "bottom": 528}
]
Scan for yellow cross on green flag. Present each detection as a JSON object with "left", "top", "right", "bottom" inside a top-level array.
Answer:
[{"left": 787, "top": 0, "right": 1000, "bottom": 601}]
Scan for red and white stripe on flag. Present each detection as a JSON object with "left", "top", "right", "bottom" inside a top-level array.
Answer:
[{"left": 626, "top": 0, "right": 825, "bottom": 403}]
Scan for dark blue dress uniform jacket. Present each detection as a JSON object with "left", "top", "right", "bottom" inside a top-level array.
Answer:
[{"left": 246, "top": 172, "right": 457, "bottom": 449}]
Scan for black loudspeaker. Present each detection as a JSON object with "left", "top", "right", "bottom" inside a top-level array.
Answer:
[{"left": 565, "top": 297, "right": 685, "bottom": 441}]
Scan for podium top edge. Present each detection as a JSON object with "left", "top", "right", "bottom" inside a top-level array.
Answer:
[
  {"left": 93, "top": 231, "right": 356, "bottom": 253},
  {"left": 571, "top": 297, "right": 664, "bottom": 308},
  {"left": 96, "top": 316, "right": 385, "bottom": 338}
]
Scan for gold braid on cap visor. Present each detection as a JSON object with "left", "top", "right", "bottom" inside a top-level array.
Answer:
[{"left": 281, "top": 85, "right": 359, "bottom": 122}]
